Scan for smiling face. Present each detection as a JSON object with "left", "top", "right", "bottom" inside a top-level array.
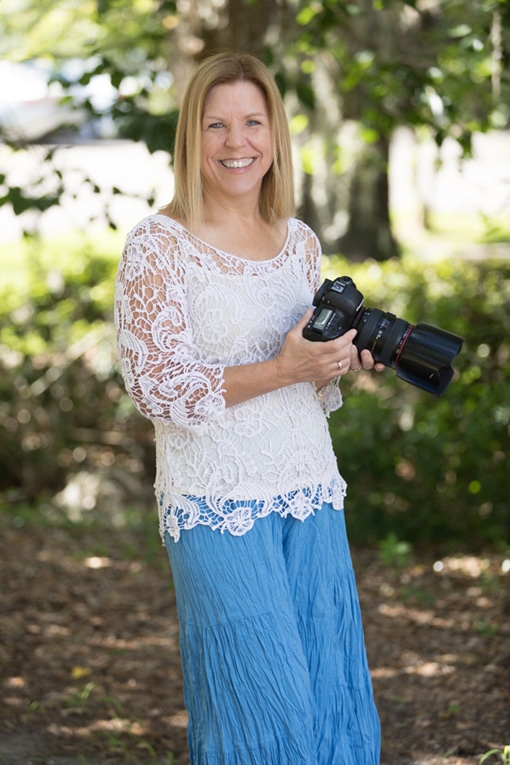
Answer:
[{"left": 200, "top": 80, "right": 274, "bottom": 207}]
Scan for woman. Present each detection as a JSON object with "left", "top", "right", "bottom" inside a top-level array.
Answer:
[{"left": 115, "top": 52, "right": 381, "bottom": 765}]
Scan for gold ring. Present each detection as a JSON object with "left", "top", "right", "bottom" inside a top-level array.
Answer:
[{"left": 351, "top": 366, "right": 362, "bottom": 373}]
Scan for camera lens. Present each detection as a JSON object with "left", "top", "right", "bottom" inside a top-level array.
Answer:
[
  {"left": 355, "top": 309, "right": 463, "bottom": 397},
  {"left": 354, "top": 309, "right": 410, "bottom": 367}
]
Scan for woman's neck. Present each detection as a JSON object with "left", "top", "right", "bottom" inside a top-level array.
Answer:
[{"left": 193, "top": 206, "right": 287, "bottom": 262}]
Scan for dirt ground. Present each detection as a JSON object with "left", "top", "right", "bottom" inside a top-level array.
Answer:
[{"left": 1, "top": 511, "right": 509, "bottom": 765}]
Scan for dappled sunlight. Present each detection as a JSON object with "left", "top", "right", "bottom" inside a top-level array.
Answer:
[
  {"left": 378, "top": 601, "right": 446, "bottom": 626},
  {"left": 372, "top": 655, "right": 457, "bottom": 680},
  {"left": 0, "top": 516, "right": 187, "bottom": 760},
  {"left": 167, "top": 711, "right": 189, "bottom": 729},
  {"left": 434, "top": 555, "right": 493, "bottom": 578},
  {"left": 355, "top": 546, "right": 509, "bottom": 763}
]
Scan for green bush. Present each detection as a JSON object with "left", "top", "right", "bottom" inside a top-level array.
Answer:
[
  {"left": 326, "top": 254, "right": 510, "bottom": 550},
  {"left": 0, "top": 238, "right": 153, "bottom": 503}
]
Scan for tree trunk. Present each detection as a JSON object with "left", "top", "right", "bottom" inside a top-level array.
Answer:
[
  {"left": 338, "top": 135, "right": 400, "bottom": 262},
  {"left": 330, "top": 0, "right": 402, "bottom": 261},
  {"left": 200, "top": 0, "right": 282, "bottom": 56}
]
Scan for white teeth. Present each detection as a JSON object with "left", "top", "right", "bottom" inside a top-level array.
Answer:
[{"left": 221, "top": 158, "right": 253, "bottom": 168}]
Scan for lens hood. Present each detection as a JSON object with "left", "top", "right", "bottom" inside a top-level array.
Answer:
[{"left": 393, "top": 323, "right": 464, "bottom": 397}]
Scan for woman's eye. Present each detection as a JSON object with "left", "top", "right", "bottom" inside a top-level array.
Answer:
[{"left": 208, "top": 122, "right": 224, "bottom": 129}]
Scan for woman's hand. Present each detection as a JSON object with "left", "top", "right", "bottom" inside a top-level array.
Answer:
[
  {"left": 350, "top": 345, "right": 386, "bottom": 374},
  {"left": 222, "top": 310, "right": 384, "bottom": 408},
  {"left": 275, "top": 310, "right": 358, "bottom": 389},
  {"left": 275, "top": 310, "right": 386, "bottom": 391}
]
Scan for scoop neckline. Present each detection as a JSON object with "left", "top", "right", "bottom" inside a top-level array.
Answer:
[{"left": 151, "top": 213, "right": 292, "bottom": 264}]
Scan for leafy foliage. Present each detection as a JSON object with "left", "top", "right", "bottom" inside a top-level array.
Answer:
[
  {"left": 327, "top": 253, "right": 510, "bottom": 549},
  {"left": 0, "top": 240, "right": 153, "bottom": 503},
  {"left": 293, "top": 0, "right": 510, "bottom": 146}
]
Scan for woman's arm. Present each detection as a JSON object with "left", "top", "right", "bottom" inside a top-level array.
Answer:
[
  {"left": 115, "top": 219, "right": 227, "bottom": 432},
  {"left": 222, "top": 311, "right": 357, "bottom": 407}
]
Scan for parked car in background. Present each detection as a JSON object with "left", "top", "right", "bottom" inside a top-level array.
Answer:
[{"left": 0, "top": 60, "right": 116, "bottom": 143}]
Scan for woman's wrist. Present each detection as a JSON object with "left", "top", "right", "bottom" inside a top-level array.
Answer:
[{"left": 222, "top": 358, "right": 285, "bottom": 408}]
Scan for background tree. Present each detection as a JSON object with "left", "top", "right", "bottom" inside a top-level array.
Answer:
[{"left": 286, "top": 0, "right": 510, "bottom": 257}]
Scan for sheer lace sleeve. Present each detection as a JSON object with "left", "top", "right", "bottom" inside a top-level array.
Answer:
[{"left": 115, "top": 218, "right": 226, "bottom": 433}]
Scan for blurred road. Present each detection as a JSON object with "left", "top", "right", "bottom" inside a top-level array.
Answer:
[{"left": 390, "top": 127, "right": 510, "bottom": 225}]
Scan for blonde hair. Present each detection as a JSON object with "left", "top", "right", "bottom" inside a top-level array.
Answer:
[{"left": 161, "top": 52, "right": 295, "bottom": 227}]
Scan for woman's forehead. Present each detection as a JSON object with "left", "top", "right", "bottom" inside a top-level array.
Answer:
[{"left": 203, "top": 80, "right": 268, "bottom": 114}]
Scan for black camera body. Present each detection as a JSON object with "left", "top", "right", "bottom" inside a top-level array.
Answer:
[{"left": 303, "top": 276, "right": 464, "bottom": 397}]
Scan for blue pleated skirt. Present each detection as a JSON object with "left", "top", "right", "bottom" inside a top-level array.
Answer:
[{"left": 164, "top": 503, "right": 380, "bottom": 765}]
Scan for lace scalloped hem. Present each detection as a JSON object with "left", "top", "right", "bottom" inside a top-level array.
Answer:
[{"left": 158, "top": 480, "right": 347, "bottom": 543}]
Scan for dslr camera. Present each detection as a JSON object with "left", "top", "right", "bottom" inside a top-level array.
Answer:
[{"left": 303, "top": 276, "right": 463, "bottom": 397}]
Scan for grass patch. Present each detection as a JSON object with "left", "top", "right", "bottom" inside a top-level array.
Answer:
[
  {"left": 424, "top": 211, "right": 510, "bottom": 242},
  {"left": 0, "top": 229, "right": 124, "bottom": 292}
]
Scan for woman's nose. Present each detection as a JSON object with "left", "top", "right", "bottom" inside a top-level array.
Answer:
[{"left": 225, "top": 124, "right": 246, "bottom": 148}]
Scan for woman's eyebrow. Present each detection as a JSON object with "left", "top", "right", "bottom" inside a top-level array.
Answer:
[{"left": 202, "top": 111, "right": 268, "bottom": 121}]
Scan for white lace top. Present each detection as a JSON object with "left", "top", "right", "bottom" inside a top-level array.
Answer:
[{"left": 115, "top": 214, "right": 347, "bottom": 541}]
